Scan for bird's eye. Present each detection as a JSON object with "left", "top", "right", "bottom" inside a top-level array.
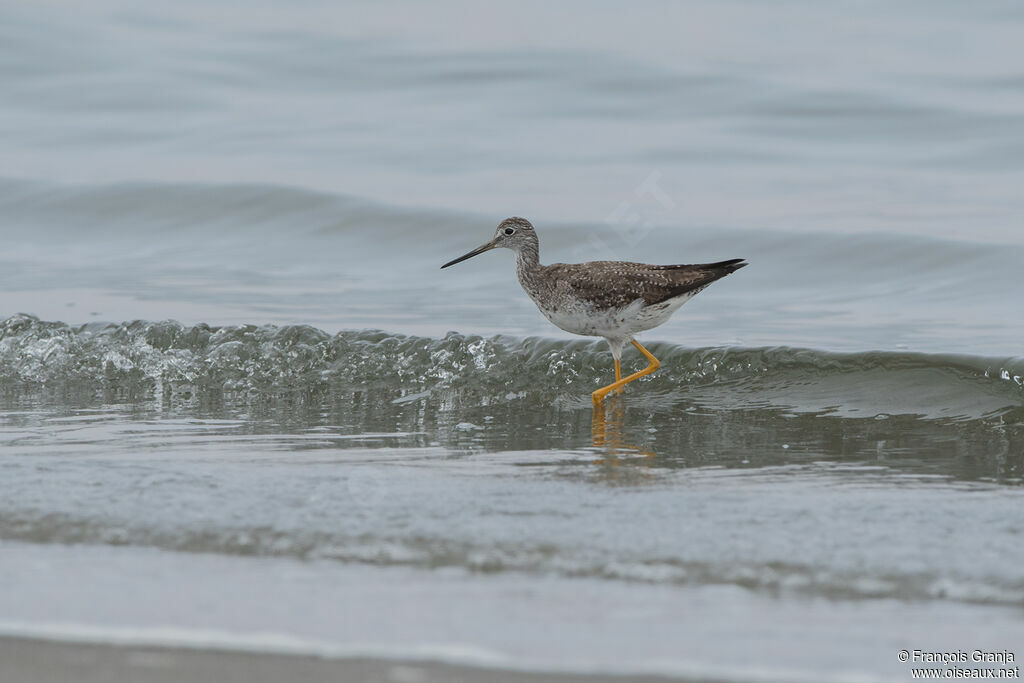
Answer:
[{"left": 504, "top": 228, "right": 515, "bottom": 236}]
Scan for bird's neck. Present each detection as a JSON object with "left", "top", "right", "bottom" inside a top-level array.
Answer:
[
  {"left": 514, "top": 241, "right": 540, "bottom": 275},
  {"left": 514, "top": 241, "right": 544, "bottom": 296}
]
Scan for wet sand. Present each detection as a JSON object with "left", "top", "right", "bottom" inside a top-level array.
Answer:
[{"left": 0, "top": 636, "right": 708, "bottom": 683}]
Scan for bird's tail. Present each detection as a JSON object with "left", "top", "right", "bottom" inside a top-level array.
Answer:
[{"left": 697, "top": 258, "right": 748, "bottom": 274}]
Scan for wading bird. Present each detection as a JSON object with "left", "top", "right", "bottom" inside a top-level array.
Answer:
[{"left": 441, "top": 217, "right": 746, "bottom": 403}]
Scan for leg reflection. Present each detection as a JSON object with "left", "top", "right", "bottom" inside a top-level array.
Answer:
[{"left": 591, "top": 396, "right": 656, "bottom": 462}]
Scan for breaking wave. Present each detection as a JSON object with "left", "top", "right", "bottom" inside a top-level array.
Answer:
[{"left": 1, "top": 314, "right": 1021, "bottom": 417}]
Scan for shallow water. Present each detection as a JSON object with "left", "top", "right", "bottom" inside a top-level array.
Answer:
[
  {"left": 1, "top": 319, "right": 1022, "bottom": 680},
  {"left": 2, "top": 1, "right": 1024, "bottom": 681}
]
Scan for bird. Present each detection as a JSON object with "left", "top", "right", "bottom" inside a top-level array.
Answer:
[{"left": 441, "top": 217, "right": 747, "bottom": 404}]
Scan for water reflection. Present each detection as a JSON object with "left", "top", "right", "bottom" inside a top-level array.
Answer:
[
  {"left": 591, "top": 397, "right": 657, "bottom": 462},
  {"left": 1, "top": 380, "right": 1021, "bottom": 483}
]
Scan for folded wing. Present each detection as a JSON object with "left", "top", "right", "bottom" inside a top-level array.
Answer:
[{"left": 546, "top": 259, "right": 747, "bottom": 309}]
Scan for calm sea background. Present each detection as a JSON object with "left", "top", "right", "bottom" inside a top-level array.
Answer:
[{"left": 1, "top": 1, "right": 1023, "bottom": 681}]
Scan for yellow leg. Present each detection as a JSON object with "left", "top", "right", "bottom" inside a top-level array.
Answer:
[
  {"left": 591, "top": 340, "right": 661, "bottom": 404},
  {"left": 613, "top": 357, "right": 625, "bottom": 395}
]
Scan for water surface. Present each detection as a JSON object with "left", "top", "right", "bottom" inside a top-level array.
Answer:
[{"left": 2, "top": 1, "right": 1023, "bottom": 681}]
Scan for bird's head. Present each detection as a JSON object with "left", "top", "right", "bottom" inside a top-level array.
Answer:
[{"left": 441, "top": 217, "right": 536, "bottom": 269}]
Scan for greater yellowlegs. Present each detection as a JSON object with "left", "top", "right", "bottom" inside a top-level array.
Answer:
[{"left": 441, "top": 217, "right": 746, "bottom": 404}]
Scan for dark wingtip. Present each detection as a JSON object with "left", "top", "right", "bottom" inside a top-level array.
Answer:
[{"left": 706, "top": 258, "right": 748, "bottom": 274}]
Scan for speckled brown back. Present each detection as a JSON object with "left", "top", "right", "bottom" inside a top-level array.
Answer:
[{"left": 540, "top": 259, "right": 747, "bottom": 309}]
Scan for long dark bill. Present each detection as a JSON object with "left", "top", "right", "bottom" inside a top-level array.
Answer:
[{"left": 440, "top": 240, "right": 496, "bottom": 269}]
